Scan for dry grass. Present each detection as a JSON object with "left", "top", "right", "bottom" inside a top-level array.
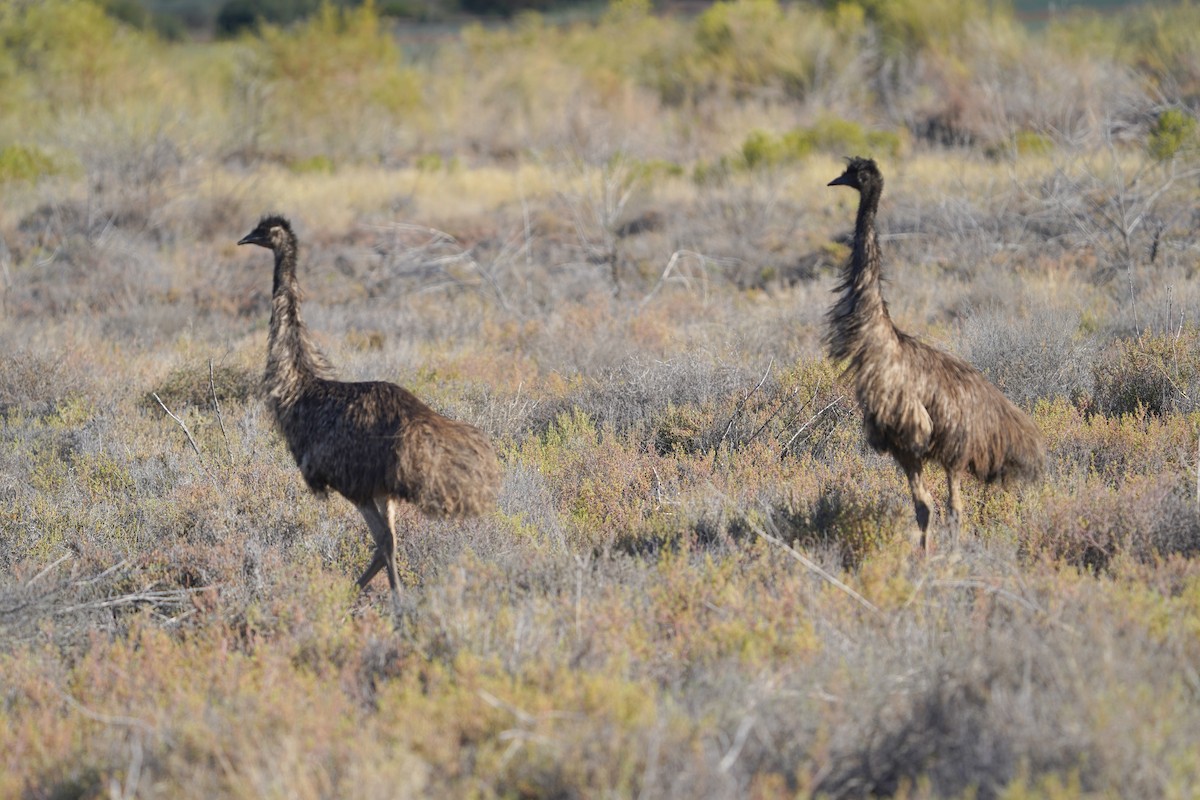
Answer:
[{"left": 3, "top": 1, "right": 1200, "bottom": 797}]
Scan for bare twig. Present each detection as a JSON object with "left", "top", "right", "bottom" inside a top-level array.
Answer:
[
  {"left": 109, "top": 737, "right": 146, "bottom": 800},
  {"left": 27, "top": 554, "right": 72, "bottom": 587},
  {"left": 749, "top": 521, "right": 880, "bottom": 616},
  {"left": 781, "top": 394, "right": 846, "bottom": 460},
  {"left": 711, "top": 359, "right": 774, "bottom": 474},
  {"left": 0, "top": 247, "right": 11, "bottom": 315},
  {"left": 55, "top": 587, "right": 202, "bottom": 616},
  {"left": 747, "top": 383, "right": 803, "bottom": 445},
  {"left": 718, "top": 714, "right": 758, "bottom": 773},
  {"left": 640, "top": 249, "right": 715, "bottom": 309},
  {"left": 74, "top": 559, "right": 131, "bottom": 586},
  {"left": 478, "top": 689, "right": 536, "bottom": 726},
  {"left": 378, "top": 221, "right": 515, "bottom": 312},
  {"left": 55, "top": 688, "right": 155, "bottom": 734},
  {"left": 152, "top": 392, "right": 209, "bottom": 476},
  {"left": 922, "top": 578, "right": 1080, "bottom": 636},
  {"left": 209, "top": 360, "right": 234, "bottom": 467}
]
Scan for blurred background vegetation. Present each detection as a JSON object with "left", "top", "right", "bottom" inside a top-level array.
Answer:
[
  {"left": 93, "top": 0, "right": 1163, "bottom": 33},
  {"left": 3, "top": 0, "right": 1198, "bottom": 169}
]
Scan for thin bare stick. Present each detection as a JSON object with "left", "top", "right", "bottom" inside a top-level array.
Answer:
[
  {"left": 55, "top": 587, "right": 202, "bottom": 615},
  {"left": 711, "top": 359, "right": 773, "bottom": 474},
  {"left": 152, "top": 392, "right": 209, "bottom": 475},
  {"left": 74, "top": 559, "right": 131, "bottom": 586},
  {"left": 209, "top": 360, "right": 234, "bottom": 467},
  {"left": 780, "top": 394, "right": 845, "bottom": 460},
  {"left": 924, "top": 579, "right": 1080, "bottom": 636},
  {"left": 27, "top": 554, "right": 72, "bottom": 587},
  {"left": 718, "top": 714, "right": 758, "bottom": 773},
  {"left": 642, "top": 249, "right": 718, "bottom": 308},
  {"left": 747, "top": 383, "right": 802, "bottom": 445},
  {"left": 55, "top": 688, "right": 155, "bottom": 734},
  {"left": 749, "top": 521, "right": 880, "bottom": 616}
]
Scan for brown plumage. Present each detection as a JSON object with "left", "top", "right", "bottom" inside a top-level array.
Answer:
[
  {"left": 826, "top": 158, "right": 1044, "bottom": 550},
  {"left": 238, "top": 215, "right": 501, "bottom": 600}
]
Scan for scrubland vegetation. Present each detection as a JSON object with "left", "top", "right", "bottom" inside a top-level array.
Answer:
[{"left": 3, "top": 0, "right": 1200, "bottom": 796}]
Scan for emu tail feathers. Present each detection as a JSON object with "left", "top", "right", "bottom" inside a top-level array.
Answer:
[
  {"left": 983, "top": 406, "right": 1046, "bottom": 487},
  {"left": 401, "top": 416, "right": 501, "bottom": 519}
]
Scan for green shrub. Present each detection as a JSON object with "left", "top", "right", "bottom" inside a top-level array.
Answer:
[
  {"left": 985, "top": 129, "right": 1055, "bottom": 160},
  {"left": 651, "top": 403, "right": 709, "bottom": 456},
  {"left": 740, "top": 129, "right": 788, "bottom": 170},
  {"left": 1115, "top": 3, "right": 1200, "bottom": 95},
  {"left": 735, "top": 117, "right": 904, "bottom": 171},
  {"left": 785, "top": 116, "right": 905, "bottom": 159},
  {"left": 626, "top": 157, "right": 684, "bottom": 181},
  {"left": 1147, "top": 108, "right": 1198, "bottom": 162},
  {"left": 415, "top": 152, "right": 444, "bottom": 172},
  {"left": 644, "top": 0, "right": 836, "bottom": 105},
  {"left": 0, "top": 144, "right": 59, "bottom": 183},
  {"left": 827, "top": 0, "right": 997, "bottom": 55},
  {"left": 1014, "top": 129, "right": 1054, "bottom": 156},
  {"left": 0, "top": 0, "right": 146, "bottom": 110},
  {"left": 289, "top": 154, "right": 335, "bottom": 174},
  {"left": 145, "top": 361, "right": 259, "bottom": 411},
  {"left": 235, "top": 0, "right": 424, "bottom": 160},
  {"left": 762, "top": 484, "right": 896, "bottom": 569}
]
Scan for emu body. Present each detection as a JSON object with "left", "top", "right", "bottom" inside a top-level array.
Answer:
[
  {"left": 826, "top": 158, "right": 1044, "bottom": 550},
  {"left": 239, "top": 216, "right": 500, "bottom": 600}
]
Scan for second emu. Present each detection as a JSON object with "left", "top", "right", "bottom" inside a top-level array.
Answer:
[
  {"left": 826, "top": 158, "right": 1044, "bottom": 551},
  {"left": 238, "top": 216, "right": 501, "bottom": 601}
]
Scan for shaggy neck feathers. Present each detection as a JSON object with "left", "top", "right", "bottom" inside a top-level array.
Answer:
[
  {"left": 266, "top": 229, "right": 328, "bottom": 409},
  {"left": 826, "top": 177, "right": 896, "bottom": 366}
]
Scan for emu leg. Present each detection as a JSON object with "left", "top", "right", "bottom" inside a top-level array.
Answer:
[
  {"left": 357, "top": 551, "right": 386, "bottom": 589},
  {"left": 354, "top": 500, "right": 400, "bottom": 604},
  {"left": 902, "top": 459, "right": 935, "bottom": 552},
  {"left": 355, "top": 499, "right": 394, "bottom": 588},
  {"left": 379, "top": 496, "right": 402, "bottom": 601},
  {"left": 946, "top": 469, "right": 963, "bottom": 547}
]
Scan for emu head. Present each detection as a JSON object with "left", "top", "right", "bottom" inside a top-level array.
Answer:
[
  {"left": 828, "top": 157, "right": 882, "bottom": 193},
  {"left": 238, "top": 215, "right": 294, "bottom": 250}
]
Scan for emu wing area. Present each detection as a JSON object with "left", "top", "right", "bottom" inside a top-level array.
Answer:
[
  {"left": 885, "top": 335, "right": 1044, "bottom": 485},
  {"left": 280, "top": 379, "right": 500, "bottom": 517}
]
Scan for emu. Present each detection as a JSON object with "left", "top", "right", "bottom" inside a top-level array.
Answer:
[
  {"left": 826, "top": 158, "right": 1044, "bottom": 551},
  {"left": 238, "top": 215, "right": 501, "bottom": 601}
]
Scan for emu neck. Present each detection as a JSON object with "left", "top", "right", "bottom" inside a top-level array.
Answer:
[
  {"left": 828, "top": 181, "right": 897, "bottom": 364},
  {"left": 266, "top": 237, "right": 321, "bottom": 410}
]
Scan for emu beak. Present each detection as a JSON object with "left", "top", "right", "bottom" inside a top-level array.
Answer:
[
  {"left": 827, "top": 173, "right": 853, "bottom": 187},
  {"left": 238, "top": 231, "right": 266, "bottom": 247}
]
